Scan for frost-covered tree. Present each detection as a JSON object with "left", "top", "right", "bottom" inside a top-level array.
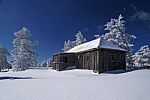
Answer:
[
  {"left": 0, "top": 45, "right": 10, "bottom": 71},
  {"left": 40, "top": 60, "right": 47, "bottom": 67},
  {"left": 37, "top": 59, "right": 51, "bottom": 69},
  {"left": 104, "top": 14, "right": 136, "bottom": 68},
  {"left": 63, "top": 40, "right": 76, "bottom": 52},
  {"left": 46, "top": 59, "right": 52, "bottom": 67},
  {"left": 37, "top": 62, "right": 41, "bottom": 67},
  {"left": 132, "top": 45, "right": 150, "bottom": 68},
  {"left": 94, "top": 34, "right": 101, "bottom": 39},
  {"left": 75, "top": 31, "right": 86, "bottom": 46},
  {"left": 40, "top": 58, "right": 52, "bottom": 67},
  {"left": 94, "top": 34, "right": 105, "bottom": 39},
  {"left": 12, "top": 27, "right": 38, "bottom": 71},
  {"left": 63, "top": 31, "right": 86, "bottom": 52}
]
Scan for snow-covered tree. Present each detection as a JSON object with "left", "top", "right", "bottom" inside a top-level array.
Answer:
[
  {"left": 104, "top": 14, "right": 136, "bottom": 68},
  {"left": 39, "top": 59, "right": 52, "bottom": 68},
  {"left": 94, "top": 34, "right": 101, "bottom": 39},
  {"left": 40, "top": 60, "right": 47, "bottom": 67},
  {"left": 46, "top": 59, "right": 52, "bottom": 67},
  {"left": 37, "top": 63, "right": 41, "bottom": 67},
  {"left": 132, "top": 45, "right": 150, "bottom": 68},
  {"left": 0, "top": 45, "right": 10, "bottom": 71},
  {"left": 63, "top": 40, "right": 76, "bottom": 52},
  {"left": 94, "top": 34, "right": 105, "bottom": 39},
  {"left": 75, "top": 31, "right": 86, "bottom": 46},
  {"left": 63, "top": 31, "right": 87, "bottom": 52},
  {"left": 11, "top": 27, "right": 38, "bottom": 71}
]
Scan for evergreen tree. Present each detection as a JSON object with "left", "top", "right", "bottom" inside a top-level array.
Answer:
[
  {"left": 75, "top": 31, "right": 86, "bottom": 46},
  {"left": 0, "top": 45, "right": 10, "bottom": 71},
  {"left": 63, "top": 31, "right": 87, "bottom": 52},
  {"left": 104, "top": 14, "right": 136, "bottom": 68},
  {"left": 132, "top": 45, "right": 150, "bottom": 68},
  {"left": 63, "top": 40, "right": 75, "bottom": 52},
  {"left": 11, "top": 27, "right": 38, "bottom": 71},
  {"left": 46, "top": 58, "right": 52, "bottom": 67},
  {"left": 41, "top": 60, "right": 47, "bottom": 67},
  {"left": 38, "top": 59, "right": 52, "bottom": 68}
]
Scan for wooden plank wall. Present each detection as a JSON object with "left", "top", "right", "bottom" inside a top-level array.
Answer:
[
  {"left": 52, "top": 48, "right": 126, "bottom": 73},
  {"left": 76, "top": 49, "right": 99, "bottom": 72},
  {"left": 98, "top": 48, "right": 126, "bottom": 73},
  {"left": 52, "top": 53, "right": 75, "bottom": 71}
]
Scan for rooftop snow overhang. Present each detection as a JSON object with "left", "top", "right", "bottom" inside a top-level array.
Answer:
[{"left": 66, "top": 38, "right": 126, "bottom": 53}]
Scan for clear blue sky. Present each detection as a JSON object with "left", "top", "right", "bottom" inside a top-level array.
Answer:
[{"left": 0, "top": 0, "right": 150, "bottom": 62}]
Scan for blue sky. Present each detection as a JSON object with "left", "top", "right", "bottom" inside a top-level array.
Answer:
[{"left": 0, "top": 0, "right": 150, "bottom": 62}]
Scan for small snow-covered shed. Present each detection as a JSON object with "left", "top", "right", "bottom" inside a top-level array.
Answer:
[{"left": 52, "top": 38, "right": 126, "bottom": 73}]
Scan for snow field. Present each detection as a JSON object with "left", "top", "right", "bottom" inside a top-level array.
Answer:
[{"left": 0, "top": 69, "right": 150, "bottom": 100}]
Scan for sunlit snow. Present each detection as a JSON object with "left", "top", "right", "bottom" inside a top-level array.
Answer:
[{"left": 0, "top": 69, "right": 150, "bottom": 100}]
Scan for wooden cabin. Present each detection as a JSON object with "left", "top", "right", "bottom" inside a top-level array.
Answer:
[{"left": 52, "top": 38, "right": 126, "bottom": 73}]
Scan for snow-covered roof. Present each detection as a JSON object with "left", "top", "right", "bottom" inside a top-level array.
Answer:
[{"left": 66, "top": 38, "right": 126, "bottom": 53}]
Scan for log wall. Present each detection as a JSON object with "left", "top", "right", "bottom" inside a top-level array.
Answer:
[{"left": 52, "top": 48, "right": 126, "bottom": 73}]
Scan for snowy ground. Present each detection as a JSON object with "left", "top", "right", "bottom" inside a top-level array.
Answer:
[{"left": 0, "top": 69, "right": 150, "bottom": 100}]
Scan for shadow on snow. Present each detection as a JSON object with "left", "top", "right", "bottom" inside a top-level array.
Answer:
[
  {"left": 105, "top": 69, "right": 139, "bottom": 74},
  {"left": 0, "top": 76, "right": 34, "bottom": 80}
]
